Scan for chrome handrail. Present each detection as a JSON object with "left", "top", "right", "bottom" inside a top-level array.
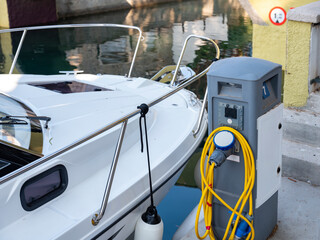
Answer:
[
  {"left": 0, "top": 23, "right": 143, "bottom": 78},
  {"left": 0, "top": 29, "right": 220, "bottom": 226},
  {"left": 9, "top": 29, "right": 27, "bottom": 74},
  {"left": 169, "top": 35, "right": 219, "bottom": 137},
  {"left": 92, "top": 120, "right": 128, "bottom": 226},
  {"left": 90, "top": 53, "right": 221, "bottom": 225},
  {"left": 193, "top": 87, "right": 208, "bottom": 137},
  {"left": 0, "top": 53, "right": 218, "bottom": 185},
  {"left": 169, "top": 35, "right": 220, "bottom": 86}
]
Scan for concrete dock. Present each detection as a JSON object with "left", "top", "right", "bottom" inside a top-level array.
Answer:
[
  {"left": 271, "top": 177, "right": 320, "bottom": 240},
  {"left": 283, "top": 92, "right": 320, "bottom": 186},
  {"left": 178, "top": 177, "right": 320, "bottom": 240}
]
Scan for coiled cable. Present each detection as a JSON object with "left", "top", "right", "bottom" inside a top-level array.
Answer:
[{"left": 195, "top": 126, "right": 255, "bottom": 240}]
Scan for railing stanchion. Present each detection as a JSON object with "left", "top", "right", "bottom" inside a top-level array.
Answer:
[
  {"left": 92, "top": 120, "right": 128, "bottom": 226},
  {"left": 169, "top": 35, "right": 220, "bottom": 86},
  {"left": 9, "top": 29, "right": 27, "bottom": 74},
  {"left": 193, "top": 87, "right": 208, "bottom": 137}
]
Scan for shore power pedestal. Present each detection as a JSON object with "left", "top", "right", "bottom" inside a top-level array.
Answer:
[{"left": 207, "top": 57, "right": 283, "bottom": 240}]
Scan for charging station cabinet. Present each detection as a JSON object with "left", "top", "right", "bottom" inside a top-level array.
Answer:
[{"left": 207, "top": 57, "right": 283, "bottom": 240}]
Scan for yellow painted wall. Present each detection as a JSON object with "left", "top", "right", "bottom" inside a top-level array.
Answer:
[
  {"left": 251, "top": 0, "right": 316, "bottom": 67},
  {"left": 0, "top": 0, "right": 9, "bottom": 28},
  {"left": 252, "top": 25, "right": 286, "bottom": 67},
  {"left": 248, "top": 0, "right": 318, "bottom": 106},
  {"left": 249, "top": 0, "right": 315, "bottom": 23},
  {"left": 0, "top": 33, "right": 19, "bottom": 74},
  {"left": 284, "top": 21, "right": 311, "bottom": 107}
]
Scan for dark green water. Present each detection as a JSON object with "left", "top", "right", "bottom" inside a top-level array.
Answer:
[{"left": 0, "top": 0, "right": 252, "bottom": 239}]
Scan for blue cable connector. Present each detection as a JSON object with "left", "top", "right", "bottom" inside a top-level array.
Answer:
[{"left": 231, "top": 213, "right": 253, "bottom": 239}]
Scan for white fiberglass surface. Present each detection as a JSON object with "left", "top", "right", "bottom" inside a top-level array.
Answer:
[
  {"left": 0, "top": 74, "right": 205, "bottom": 239},
  {"left": 0, "top": 106, "right": 202, "bottom": 239}
]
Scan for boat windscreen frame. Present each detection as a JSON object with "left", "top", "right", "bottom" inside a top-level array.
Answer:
[{"left": 0, "top": 93, "right": 44, "bottom": 153}]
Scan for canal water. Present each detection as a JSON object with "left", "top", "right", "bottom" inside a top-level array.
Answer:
[{"left": 0, "top": 0, "right": 252, "bottom": 239}]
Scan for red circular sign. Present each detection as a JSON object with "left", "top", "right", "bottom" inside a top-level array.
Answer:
[{"left": 269, "top": 7, "right": 287, "bottom": 25}]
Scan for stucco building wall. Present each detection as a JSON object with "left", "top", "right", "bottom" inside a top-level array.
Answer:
[{"left": 284, "top": 21, "right": 311, "bottom": 106}]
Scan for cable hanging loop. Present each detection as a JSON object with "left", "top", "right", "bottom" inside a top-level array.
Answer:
[
  {"left": 138, "top": 103, "right": 149, "bottom": 152},
  {"left": 137, "top": 103, "right": 155, "bottom": 208}
]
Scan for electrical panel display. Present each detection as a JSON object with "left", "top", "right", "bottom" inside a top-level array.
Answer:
[{"left": 218, "top": 102, "right": 244, "bottom": 130}]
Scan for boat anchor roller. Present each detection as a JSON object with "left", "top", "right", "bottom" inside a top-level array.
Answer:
[
  {"left": 134, "top": 103, "right": 163, "bottom": 240},
  {"left": 195, "top": 57, "right": 283, "bottom": 240}
]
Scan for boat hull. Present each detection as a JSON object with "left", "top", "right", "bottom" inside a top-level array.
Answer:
[{"left": 0, "top": 74, "right": 207, "bottom": 240}]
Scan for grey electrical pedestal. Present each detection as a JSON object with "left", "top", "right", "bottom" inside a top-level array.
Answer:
[{"left": 207, "top": 57, "right": 283, "bottom": 240}]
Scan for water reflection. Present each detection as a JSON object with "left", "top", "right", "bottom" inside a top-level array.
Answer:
[
  {"left": 0, "top": 0, "right": 252, "bottom": 79},
  {"left": 11, "top": 30, "right": 73, "bottom": 74}
]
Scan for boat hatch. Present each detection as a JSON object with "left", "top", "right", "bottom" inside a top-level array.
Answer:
[{"left": 29, "top": 81, "right": 113, "bottom": 94}]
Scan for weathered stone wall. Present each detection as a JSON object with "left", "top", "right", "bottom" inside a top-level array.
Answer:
[
  {"left": 56, "top": 0, "right": 177, "bottom": 18},
  {"left": 0, "top": 0, "right": 57, "bottom": 28},
  {"left": 0, "top": 0, "right": 179, "bottom": 27}
]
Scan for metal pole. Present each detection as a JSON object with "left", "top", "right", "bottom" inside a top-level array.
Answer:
[
  {"left": 9, "top": 29, "right": 27, "bottom": 74},
  {"left": 128, "top": 32, "right": 142, "bottom": 78},
  {"left": 193, "top": 87, "right": 208, "bottom": 137},
  {"left": 169, "top": 35, "right": 191, "bottom": 86},
  {"left": 170, "top": 35, "right": 220, "bottom": 86},
  {"left": 92, "top": 120, "right": 128, "bottom": 226}
]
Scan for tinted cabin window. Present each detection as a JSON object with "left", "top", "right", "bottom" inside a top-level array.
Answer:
[
  {"left": 29, "top": 81, "right": 112, "bottom": 94},
  {"left": 20, "top": 165, "right": 68, "bottom": 211}
]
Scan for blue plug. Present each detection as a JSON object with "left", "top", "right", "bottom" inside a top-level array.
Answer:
[{"left": 234, "top": 213, "right": 253, "bottom": 239}]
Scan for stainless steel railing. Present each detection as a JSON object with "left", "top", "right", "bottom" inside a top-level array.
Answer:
[
  {"left": 169, "top": 35, "right": 220, "bottom": 136},
  {"left": 0, "top": 27, "right": 220, "bottom": 225},
  {"left": 0, "top": 23, "right": 143, "bottom": 78},
  {"left": 193, "top": 87, "right": 208, "bottom": 137},
  {"left": 0, "top": 49, "right": 217, "bottom": 185},
  {"left": 92, "top": 120, "right": 128, "bottom": 225},
  {"left": 92, "top": 35, "right": 219, "bottom": 225},
  {"left": 170, "top": 35, "right": 220, "bottom": 86}
]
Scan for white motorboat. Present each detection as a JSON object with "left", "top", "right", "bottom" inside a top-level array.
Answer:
[{"left": 0, "top": 24, "right": 219, "bottom": 240}]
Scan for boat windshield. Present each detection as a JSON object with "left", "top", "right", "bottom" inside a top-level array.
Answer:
[{"left": 0, "top": 94, "right": 43, "bottom": 154}]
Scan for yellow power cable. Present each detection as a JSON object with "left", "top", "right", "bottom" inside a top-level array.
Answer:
[{"left": 195, "top": 126, "right": 255, "bottom": 240}]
